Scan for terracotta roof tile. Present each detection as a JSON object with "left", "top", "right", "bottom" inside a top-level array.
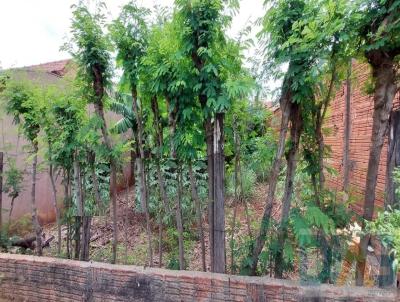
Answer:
[{"left": 23, "top": 59, "right": 72, "bottom": 77}]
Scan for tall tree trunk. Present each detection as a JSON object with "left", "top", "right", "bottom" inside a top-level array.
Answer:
[
  {"left": 213, "top": 112, "right": 226, "bottom": 273},
  {"left": 64, "top": 170, "right": 71, "bottom": 259},
  {"left": 167, "top": 98, "right": 185, "bottom": 270},
  {"left": 176, "top": 166, "right": 185, "bottom": 270},
  {"left": 89, "top": 151, "right": 102, "bottom": 212},
  {"left": 204, "top": 117, "right": 215, "bottom": 271},
  {"left": 274, "top": 103, "right": 302, "bottom": 279},
  {"left": 93, "top": 65, "right": 118, "bottom": 264},
  {"left": 80, "top": 169, "right": 91, "bottom": 261},
  {"left": 249, "top": 76, "right": 293, "bottom": 276},
  {"left": 31, "top": 142, "right": 42, "bottom": 256},
  {"left": 314, "top": 61, "right": 337, "bottom": 283},
  {"left": 49, "top": 162, "right": 61, "bottom": 256},
  {"left": 355, "top": 54, "right": 397, "bottom": 286},
  {"left": 8, "top": 196, "right": 16, "bottom": 223},
  {"left": 80, "top": 216, "right": 91, "bottom": 261},
  {"left": 151, "top": 96, "right": 169, "bottom": 268},
  {"left": 124, "top": 177, "right": 129, "bottom": 265},
  {"left": 230, "top": 124, "right": 240, "bottom": 273},
  {"left": 343, "top": 61, "right": 352, "bottom": 193},
  {"left": 73, "top": 153, "right": 82, "bottom": 260},
  {"left": 0, "top": 152, "right": 3, "bottom": 231},
  {"left": 189, "top": 162, "right": 206, "bottom": 272},
  {"left": 130, "top": 148, "right": 136, "bottom": 186},
  {"left": 132, "top": 88, "right": 153, "bottom": 267},
  {"left": 151, "top": 96, "right": 170, "bottom": 214},
  {"left": 379, "top": 110, "right": 400, "bottom": 287},
  {"left": 158, "top": 215, "right": 163, "bottom": 268}
]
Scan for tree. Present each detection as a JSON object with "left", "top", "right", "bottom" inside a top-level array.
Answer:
[
  {"left": 66, "top": 1, "right": 118, "bottom": 263},
  {"left": 3, "top": 82, "right": 43, "bottom": 255},
  {"left": 248, "top": 0, "right": 309, "bottom": 276},
  {"left": 140, "top": 12, "right": 197, "bottom": 270},
  {"left": 3, "top": 158, "right": 24, "bottom": 224},
  {"left": 110, "top": 1, "right": 154, "bottom": 266},
  {"left": 353, "top": 0, "right": 400, "bottom": 286},
  {"left": 176, "top": 0, "right": 251, "bottom": 273}
]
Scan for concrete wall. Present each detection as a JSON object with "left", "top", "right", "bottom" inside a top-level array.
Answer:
[{"left": 0, "top": 253, "right": 397, "bottom": 302}]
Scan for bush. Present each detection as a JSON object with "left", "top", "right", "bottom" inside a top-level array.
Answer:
[{"left": 226, "top": 166, "right": 257, "bottom": 199}]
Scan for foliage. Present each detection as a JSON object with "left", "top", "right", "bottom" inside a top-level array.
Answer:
[
  {"left": 64, "top": 1, "right": 112, "bottom": 98},
  {"left": 367, "top": 208, "right": 400, "bottom": 262},
  {"left": 226, "top": 166, "right": 257, "bottom": 199},
  {"left": 3, "top": 81, "right": 42, "bottom": 143},
  {"left": 3, "top": 158, "right": 24, "bottom": 201}
]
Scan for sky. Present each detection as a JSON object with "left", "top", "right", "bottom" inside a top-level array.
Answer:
[{"left": 0, "top": 0, "right": 265, "bottom": 70}]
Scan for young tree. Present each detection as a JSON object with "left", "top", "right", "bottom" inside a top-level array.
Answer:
[
  {"left": 176, "top": 0, "right": 251, "bottom": 274},
  {"left": 3, "top": 158, "right": 24, "bottom": 225},
  {"left": 248, "top": 0, "right": 308, "bottom": 276},
  {"left": 140, "top": 14, "right": 196, "bottom": 270},
  {"left": 4, "top": 82, "right": 43, "bottom": 255},
  {"left": 110, "top": 1, "right": 154, "bottom": 266},
  {"left": 51, "top": 97, "right": 85, "bottom": 258},
  {"left": 354, "top": 0, "right": 400, "bottom": 286},
  {"left": 67, "top": 2, "right": 118, "bottom": 263}
]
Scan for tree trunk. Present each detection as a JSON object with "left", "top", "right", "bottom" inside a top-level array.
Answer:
[
  {"left": 8, "top": 196, "right": 16, "bottom": 223},
  {"left": 132, "top": 88, "right": 153, "bottom": 267},
  {"left": 355, "top": 54, "right": 397, "bottom": 286},
  {"left": 158, "top": 215, "right": 163, "bottom": 268},
  {"left": 130, "top": 148, "right": 135, "bottom": 186},
  {"left": 0, "top": 152, "right": 3, "bottom": 231},
  {"left": 80, "top": 216, "right": 91, "bottom": 261},
  {"left": 189, "top": 162, "right": 206, "bottom": 272},
  {"left": 204, "top": 117, "right": 215, "bottom": 271},
  {"left": 64, "top": 170, "right": 71, "bottom": 259},
  {"left": 73, "top": 152, "right": 83, "bottom": 260},
  {"left": 31, "top": 142, "right": 42, "bottom": 256},
  {"left": 274, "top": 103, "right": 302, "bottom": 279},
  {"left": 89, "top": 151, "right": 102, "bottom": 213},
  {"left": 74, "top": 217, "right": 81, "bottom": 260},
  {"left": 151, "top": 96, "right": 170, "bottom": 215},
  {"left": 230, "top": 124, "right": 240, "bottom": 273},
  {"left": 213, "top": 112, "right": 226, "bottom": 273},
  {"left": 315, "top": 61, "right": 337, "bottom": 283},
  {"left": 80, "top": 170, "right": 91, "bottom": 262},
  {"left": 151, "top": 96, "right": 170, "bottom": 267},
  {"left": 230, "top": 197, "right": 239, "bottom": 274},
  {"left": 176, "top": 166, "right": 185, "bottom": 270},
  {"left": 49, "top": 163, "right": 61, "bottom": 256},
  {"left": 343, "top": 61, "right": 352, "bottom": 192},
  {"left": 124, "top": 177, "right": 129, "bottom": 265},
  {"left": 249, "top": 77, "right": 292, "bottom": 275},
  {"left": 379, "top": 110, "right": 400, "bottom": 287},
  {"left": 166, "top": 98, "right": 185, "bottom": 270},
  {"left": 92, "top": 65, "right": 118, "bottom": 264}
]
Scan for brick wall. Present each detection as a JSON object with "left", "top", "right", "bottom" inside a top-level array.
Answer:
[
  {"left": 0, "top": 253, "right": 397, "bottom": 301},
  {"left": 325, "top": 62, "right": 400, "bottom": 214}
]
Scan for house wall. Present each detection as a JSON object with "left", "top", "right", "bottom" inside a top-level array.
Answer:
[
  {"left": 324, "top": 62, "right": 400, "bottom": 214},
  {"left": 0, "top": 253, "right": 397, "bottom": 302}
]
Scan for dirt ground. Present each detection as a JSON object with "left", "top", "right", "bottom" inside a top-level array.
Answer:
[{"left": 34, "top": 182, "right": 380, "bottom": 285}]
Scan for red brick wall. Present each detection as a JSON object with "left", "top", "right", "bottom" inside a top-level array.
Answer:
[
  {"left": 325, "top": 63, "right": 400, "bottom": 214},
  {"left": 0, "top": 253, "right": 397, "bottom": 301}
]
